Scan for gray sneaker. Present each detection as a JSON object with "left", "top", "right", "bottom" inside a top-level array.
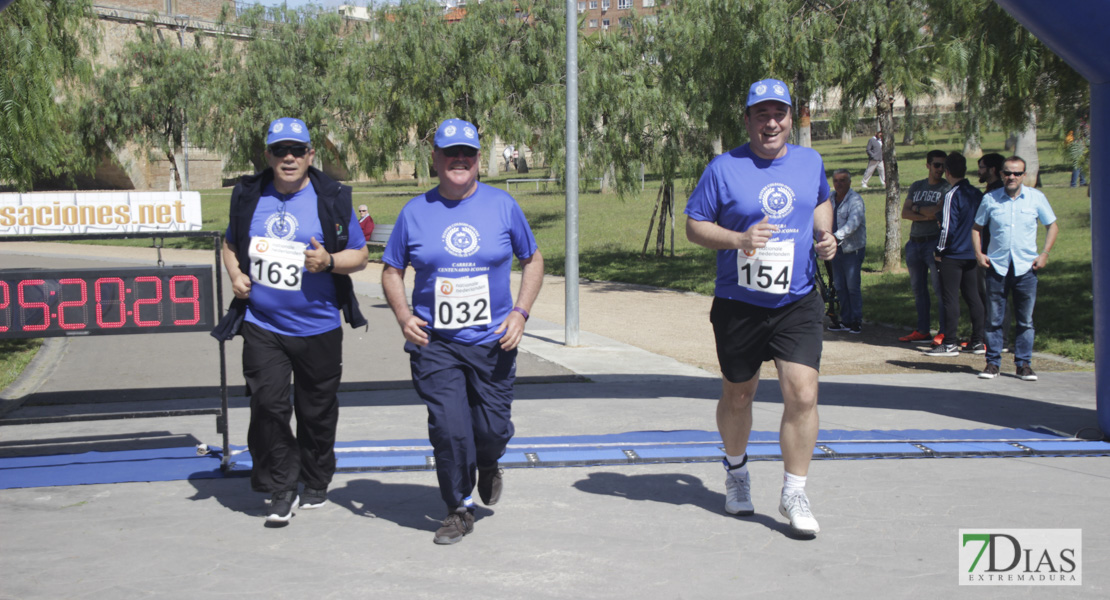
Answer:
[
  {"left": 779, "top": 491, "right": 820, "bottom": 536},
  {"left": 926, "top": 343, "right": 960, "bottom": 357},
  {"left": 723, "top": 464, "right": 754, "bottom": 516},
  {"left": 434, "top": 507, "right": 474, "bottom": 545}
]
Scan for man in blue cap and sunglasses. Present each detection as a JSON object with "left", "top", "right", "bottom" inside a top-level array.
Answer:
[
  {"left": 216, "top": 117, "right": 368, "bottom": 525},
  {"left": 382, "top": 118, "right": 544, "bottom": 545},
  {"left": 685, "top": 79, "right": 836, "bottom": 537}
]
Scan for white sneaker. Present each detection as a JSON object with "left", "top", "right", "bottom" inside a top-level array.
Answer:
[
  {"left": 779, "top": 491, "right": 820, "bottom": 535},
  {"left": 724, "top": 465, "right": 754, "bottom": 515}
]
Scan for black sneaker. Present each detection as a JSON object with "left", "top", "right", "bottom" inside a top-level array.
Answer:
[
  {"left": 827, "top": 322, "right": 849, "bottom": 332},
  {"left": 848, "top": 323, "right": 862, "bottom": 334},
  {"left": 433, "top": 508, "right": 474, "bottom": 545},
  {"left": 1017, "top": 365, "right": 1038, "bottom": 381},
  {"left": 926, "top": 343, "right": 959, "bottom": 357},
  {"left": 300, "top": 487, "right": 327, "bottom": 509},
  {"left": 477, "top": 464, "right": 503, "bottom": 506},
  {"left": 266, "top": 490, "right": 298, "bottom": 524},
  {"left": 967, "top": 342, "right": 987, "bottom": 355},
  {"left": 978, "top": 363, "right": 1000, "bottom": 379}
]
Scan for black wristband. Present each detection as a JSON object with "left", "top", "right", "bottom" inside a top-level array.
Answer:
[{"left": 324, "top": 254, "right": 335, "bottom": 273}]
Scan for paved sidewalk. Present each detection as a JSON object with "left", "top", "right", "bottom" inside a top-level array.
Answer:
[{"left": 1, "top": 243, "right": 1107, "bottom": 599}]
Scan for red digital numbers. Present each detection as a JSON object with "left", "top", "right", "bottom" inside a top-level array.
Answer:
[
  {"left": 57, "top": 278, "right": 88, "bottom": 330},
  {"left": 133, "top": 276, "right": 163, "bottom": 327},
  {"left": 170, "top": 275, "right": 201, "bottom": 325},
  {"left": 0, "top": 267, "right": 211, "bottom": 339},
  {"left": 17, "top": 280, "right": 49, "bottom": 331},
  {"left": 0, "top": 281, "right": 8, "bottom": 333},
  {"left": 95, "top": 277, "right": 126, "bottom": 328}
]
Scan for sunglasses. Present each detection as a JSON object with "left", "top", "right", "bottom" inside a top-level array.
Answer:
[
  {"left": 440, "top": 146, "right": 478, "bottom": 158},
  {"left": 269, "top": 145, "right": 310, "bottom": 158},
  {"left": 1002, "top": 170, "right": 1025, "bottom": 177},
  {"left": 930, "top": 162, "right": 946, "bottom": 168}
]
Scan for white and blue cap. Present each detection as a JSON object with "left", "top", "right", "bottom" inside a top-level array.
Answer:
[
  {"left": 266, "top": 117, "right": 311, "bottom": 146},
  {"left": 434, "top": 118, "right": 480, "bottom": 150},
  {"left": 746, "top": 78, "right": 792, "bottom": 109}
]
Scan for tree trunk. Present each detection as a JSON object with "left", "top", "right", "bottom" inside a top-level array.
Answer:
[
  {"left": 963, "top": 110, "right": 983, "bottom": 158},
  {"left": 902, "top": 99, "right": 915, "bottom": 145},
  {"left": 167, "top": 149, "right": 182, "bottom": 192},
  {"left": 642, "top": 185, "right": 663, "bottom": 257},
  {"left": 840, "top": 129, "right": 853, "bottom": 145},
  {"left": 871, "top": 41, "right": 903, "bottom": 273},
  {"left": 488, "top": 136, "right": 500, "bottom": 177},
  {"left": 1014, "top": 110, "right": 1040, "bottom": 187},
  {"left": 655, "top": 183, "right": 672, "bottom": 256}
]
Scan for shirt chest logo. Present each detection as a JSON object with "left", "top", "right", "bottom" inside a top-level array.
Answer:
[
  {"left": 759, "top": 183, "right": 796, "bottom": 219},
  {"left": 264, "top": 212, "right": 299, "bottom": 240},
  {"left": 443, "top": 222, "right": 481, "bottom": 257}
]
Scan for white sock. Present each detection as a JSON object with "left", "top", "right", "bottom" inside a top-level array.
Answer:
[
  {"left": 783, "top": 471, "right": 806, "bottom": 495},
  {"left": 725, "top": 453, "right": 748, "bottom": 477}
]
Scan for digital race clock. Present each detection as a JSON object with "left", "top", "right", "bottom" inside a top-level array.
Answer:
[{"left": 0, "top": 265, "right": 214, "bottom": 339}]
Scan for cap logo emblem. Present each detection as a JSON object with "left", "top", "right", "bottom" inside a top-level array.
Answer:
[
  {"left": 773, "top": 84, "right": 785, "bottom": 96},
  {"left": 755, "top": 84, "right": 767, "bottom": 95},
  {"left": 291, "top": 123, "right": 303, "bottom": 133},
  {"left": 464, "top": 127, "right": 476, "bottom": 139},
  {"left": 445, "top": 125, "right": 457, "bottom": 137},
  {"left": 273, "top": 122, "right": 284, "bottom": 133}
]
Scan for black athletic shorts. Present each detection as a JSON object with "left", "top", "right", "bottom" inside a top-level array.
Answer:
[{"left": 710, "top": 288, "right": 824, "bottom": 383}]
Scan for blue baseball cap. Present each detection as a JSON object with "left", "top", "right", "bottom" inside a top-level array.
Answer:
[
  {"left": 266, "top": 117, "right": 311, "bottom": 146},
  {"left": 434, "top": 118, "right": 480, "bottom": 150},
  {"left": 746, "top": 79, "right": 792, "bottom": 109}
]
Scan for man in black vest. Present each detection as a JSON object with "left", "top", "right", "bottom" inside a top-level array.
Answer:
[{"left": 217, "top": 117, "right": 368, "bottom": 525}]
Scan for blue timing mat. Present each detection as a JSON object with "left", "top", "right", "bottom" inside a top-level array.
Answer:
[{"left": 2, "top": 428, "right": 1108, "bottom": 490}]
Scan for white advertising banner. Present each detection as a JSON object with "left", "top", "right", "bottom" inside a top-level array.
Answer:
[{"left": 0, "top": 191, "right": 204, "bottom": 236}]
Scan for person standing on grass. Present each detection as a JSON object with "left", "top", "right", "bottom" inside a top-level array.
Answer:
[
  {"left": 927, "top": 152, "right": 985, "bottom": 358},
  {"left": 826, "top": 169, "right": 866, "bottom": 334},
  {"left": 685, "top": 78, "right": 836, "bottom": 537},
  {"left": 973, "top": 156, "right": 1058, "bottom": 381},
  {"left": 382, "top": 118, "right": 543, "bottom": 545},
  {"left": 897, "top": 150, "right": 951, "bottom": 346},
  {"left": 860, "top": 131, "right": 884, "bottom": 189},
  {"left": 214, "top": 117, "right": 368, "bottom": 525}
]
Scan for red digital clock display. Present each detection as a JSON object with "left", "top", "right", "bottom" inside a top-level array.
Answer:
[{"left": 0, "top": 265, "right": 214, "bottom": 339}]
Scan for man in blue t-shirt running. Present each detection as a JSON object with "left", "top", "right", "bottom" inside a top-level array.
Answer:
[
  {"left": 382, "top": 118, "right": 544, "bottom": 545},
  {"left": 685, "top": 79, "right": 836, "bottom": 537}
]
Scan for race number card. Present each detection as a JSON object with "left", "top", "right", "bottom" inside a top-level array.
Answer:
[
  {"left": 248, "top": 236, "right": 306, "bottom": 291},
  {"left": 434, "top": 274, "right": 492, "bottom": 329},
  {"left": 736, "top": 240, "right": 794, "bottom": 295}
]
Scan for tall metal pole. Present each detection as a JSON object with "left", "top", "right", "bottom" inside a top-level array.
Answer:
[
  {"left": 176, "top": 17, "right": 190, "bottom": 191},
  {"left": 564, "top": 1, "right": 579, "bottom": 347}
]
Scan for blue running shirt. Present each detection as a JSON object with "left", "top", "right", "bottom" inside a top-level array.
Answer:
[
  {"left": 685, "top": 143, "right": 830, "bottom": 308},
  {"left": 383, "top": 182, "right": 539, "bottom": 346},
  {"left": 227, "top": 183, "right": 365, "bottom": 336}
]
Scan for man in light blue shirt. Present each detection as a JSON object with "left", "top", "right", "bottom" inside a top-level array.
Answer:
[{"left": 972, "top": 156, "right": 1058, "bottom": 381}]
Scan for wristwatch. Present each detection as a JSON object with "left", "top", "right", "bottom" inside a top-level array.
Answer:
[{"left": 324, "top": 254, "right": 335, "bottom": 273}]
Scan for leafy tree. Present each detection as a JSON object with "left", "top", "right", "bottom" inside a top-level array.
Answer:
[
  {"left": 198, "top": 4, "right": 347, "bottom": 174},
  {"left": 347, "top": 0, "right": 567, "bottom": 184},
  {"left": 1, "top": 0, "right": 97, "bottom": 191},
  {"left": 930, "top": 0, "right": 1088, "bottom": 186},
  {"left": 84, "top": 20, "right": 211, "bottom": 191},
  {"left": 814, "top": 0, "right": 936, "bottom": 272}
]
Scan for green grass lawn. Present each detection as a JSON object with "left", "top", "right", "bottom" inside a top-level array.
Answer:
[{"left": 2, "top": 125, "right": 1094, "bottom": 391}]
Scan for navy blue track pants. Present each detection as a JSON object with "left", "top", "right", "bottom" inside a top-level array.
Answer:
[{"left": 406, "top": 336, "right": 516, "bottom": 510}]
